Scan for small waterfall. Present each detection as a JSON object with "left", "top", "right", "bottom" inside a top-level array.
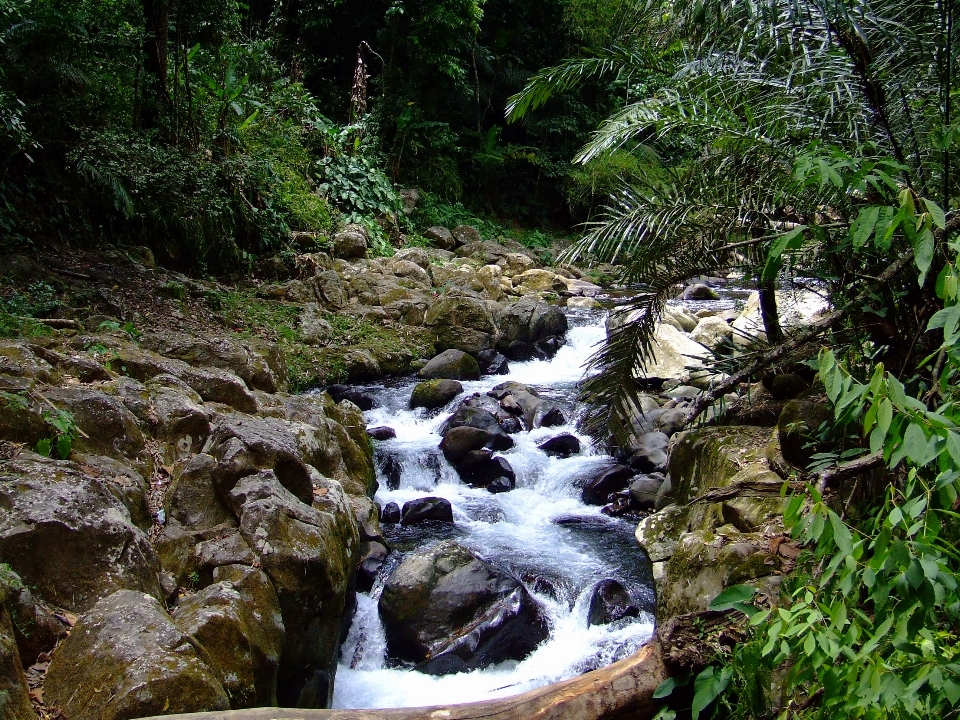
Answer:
[{"left": 332, "top": 309, "right": 656, "bottom": 710}]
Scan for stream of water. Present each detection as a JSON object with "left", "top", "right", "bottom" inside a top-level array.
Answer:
[{"left": 332, "top": 308, "right": 657, "bottom": 709}]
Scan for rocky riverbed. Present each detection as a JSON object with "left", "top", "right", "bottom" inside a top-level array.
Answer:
[{"left": 0, "top": 223, "right": 831, "bottom": 720}]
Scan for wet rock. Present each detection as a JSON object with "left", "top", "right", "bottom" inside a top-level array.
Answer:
[
  {"left": 536, "top": 405, "right": 567, "bottom": 428},
  {"left": 411, "top": 379, "right": 464, "bottom": 410},
  {"left": 458, "top": 455, "right": 516, "bottom": 488},
  {"left": 357, "top": 541, "right": 390, "bottom": 593},
  {"left": 581, "top": 463, "right": 636, "bottom": 506},
  {"left": 401, "top": 497, "right": 454, "bottom": 526},
  {"left": 418, "top": 349, "right": 481, "bottom": 382},
  {"left": 381, "top": 502, "right": 402, "bottom": 525},
  {"left": 333, "top": 224, "right": 369, "bottom": 259},
  {"left": 0, "top": 455, "right": 162, "bottom": 612},
  {"left": 629, "top": 474, "right": 664, "bottom": 510},
  {"left": 367, "top": 426, "right": 397, "bottom": 441},
  {"left": 378, "top": 541, "right": 549, "bottom": 673},
  {"left": 587, "top": 580, "right": 640, "bottom": 626},
  {"left": 326, "top": 384, "right": 375, "bottom": 410},
  {"left": 45, "top": 590, "right": 230, "bottom": 720},
  {"left": 626, "top": 432, "right": 669, "bottom": 473},
  {"left": 477, "top": 349, "right": 510, "bottom": 376},
  {"left": 424, "top": 226, "right": 457, "bottom": 251},
  {"left": 552, "top": 514, "right": 616, "bottom": 528},
  {"left": 487, "top": 476, "right": 515, "bottom": 494},
  {"left": 681, "top": 283, "right": 720, "bottom": 301},
  {"left": 497, "top": 297, "right": 568, "bottom": 357},
  {"left": 379, "top": 452, "right": 404, "bottom": 490},
  {"left": 441, "top": 404, "right": 508, "bottom": 438},
  {"left": 228, "top": 471, "right": 359, "bottom": 708},
  {"left": 500, "top": 416, "right": 523, "bottom": 434},
  {"left": 174, "top": 566, "right": 285, "bottom": 709},
  {"left": 440, "top": 426, "right": 497, "bottom": 464},
  {"left": 538, "top": 433, "right": 581, "bottom": 458}
]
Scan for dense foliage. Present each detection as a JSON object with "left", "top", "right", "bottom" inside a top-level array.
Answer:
[{"left": 0, "top": 0, "right": 639, "bottom": 266}]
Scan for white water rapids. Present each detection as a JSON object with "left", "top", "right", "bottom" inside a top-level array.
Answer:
[{"left": 332, "top": 309, "right": 656, "bottom": 710}]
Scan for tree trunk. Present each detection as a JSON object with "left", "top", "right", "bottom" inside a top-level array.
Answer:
[
  {"left": 138, "top": 641, "right": 668, "bottom": 720},
  {"left": 758, "top": 279, "right": 784, "bottom": 344},
  {"left": 141, "top": 0, "right": 171, "bottom": 128}
]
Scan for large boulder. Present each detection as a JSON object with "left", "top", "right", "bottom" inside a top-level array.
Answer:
[
  {"left": 411, "top": 379, "right": 464, "bottom": 410},
  {"left": 497, "top": 297, "right": 568, "bottom": 360},
  {"left": 45, "top": 590, "right": 229, "bottom": 720},
  {"left": 401, "top": 497, "right": 454, "bottom": 526},
  {"left": 0, "top": 455, "right": 162, "bottom": 612},
  {"left": 580, "top": 464, "right": 636, "bottom": 506},
  {"left": 378, "top": 541, "right": 549, "bottom": 674},
  {"left": 0, "top": 574, "right": 34, "bottom": 720},
  {"left": 173, "top": 565, "right": 285, "bottom": 709},
  {"left": 418, "top": 349, "right": 481, "bottom": 381},
  {"left": 165, "top": 454, "right": 234, "bottom": 532},
  {"left": 423, "top": 227, "right": 457, "bottom": 251},
  {"left": 139, "top": 331, "right": 287, "bottom": 394},
  {"left": 424, "top": 292, "right": 499, "bottom": 354},
  {"left": 227, "top": 471, "right": 359, "bottom": 708},
  {"left": 332, "top": 224, "right": 369, "bottom": 260},
  {"left": 690, "top": 316, "right": 733, "bottom": 350},
  {"left": 44, "top": 386, "right": 145, "bottom": 462}
]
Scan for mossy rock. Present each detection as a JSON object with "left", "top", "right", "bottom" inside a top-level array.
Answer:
[
  {"left": 411, "top": 379, "right": 464, "bottom": 410},
  {"left": 777, "top": 397, "right": 832, "bottom": 468},
  {"left": 0, "top": 594, "right": 34, "bottom": 720},
  {"left": 657, "top": 529, "right": 781, "bottom": 622},
  {"left": 667, "top": 426, "right": 773, "bottom": 504}
]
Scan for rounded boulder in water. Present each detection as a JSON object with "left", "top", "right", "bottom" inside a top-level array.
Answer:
[
  {"left": 326, "top": 384, "right": 375, "bottom": 410},
  {"left": 417, "top": 349, "right": 481, "bottom": 381},
  {"left": 410, "top": 379, "right": 464, "bottom": 410},
  {"left": 401, "top": 497, "right": 454, "bottom": 526},
  {"left": 587, "top": 579, "right": 641, "bottom": 626},
  {"left": 487, "top": 476, "right": 515, "bottom": 494},
  {"left": 381, "top": 502, "right": 401, "bottom": 525},
  {"left": 538, "top": 433, "right": 581, "bottom": 458},
  {"left": 629, "top": 473, "right": 665, "bottom": 510},
  {"left": 580, "top": 464, "right": 636, "bottom": 505},
  {"left": 367, "top": 426, "right": 397, "bottom": 441}
]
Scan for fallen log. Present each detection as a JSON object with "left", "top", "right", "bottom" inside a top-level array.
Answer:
[{"left": 140, "top": 641, "right": 668, "bottom": 720}]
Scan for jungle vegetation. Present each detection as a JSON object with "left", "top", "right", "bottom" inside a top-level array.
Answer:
[{"left": 2, "top": 0, "right": 960, "bottom": 718}]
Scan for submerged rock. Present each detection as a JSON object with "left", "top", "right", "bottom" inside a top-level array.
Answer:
[
  {"left": 538, "top": 433, "right": 582, "bottom": 458},
  {"left": 378, "top": 541, "right": 549, "bottom": 674}
]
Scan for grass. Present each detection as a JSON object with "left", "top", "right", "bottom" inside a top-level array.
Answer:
[{"left": 209, "top": 288, "right": 433, "bottom": 390}]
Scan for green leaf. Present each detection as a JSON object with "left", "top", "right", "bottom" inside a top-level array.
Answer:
[
  {"left": 56, "top": 435, "right": 72, "bottom": 460},
  {"left": 709, "top": 584, "right": 757, "bottom": 611},
  {"left": 692, "top": 666, "right": 732, "bottom": 719},
  {"left": 829, "top": 513, "right": 853, "bottom": 554},
  {"left": 915, "top": 228, "right": 936, "bottom": 286},
  {"left": 653, "top": 678, "right": 676, "bottom": 699},
  {"left": 36, "top": 438, "right": 51, "bottom": 457},
  {"left": 924, "top": 198, "right": 947, "bottom": 230},
  {"left": 851, "top": 206, "right": 880, "bottom": 249}
]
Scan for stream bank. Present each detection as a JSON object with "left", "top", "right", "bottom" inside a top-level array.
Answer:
[{"left": 0, "top": 225, "right": 834, "bottom": 720}]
